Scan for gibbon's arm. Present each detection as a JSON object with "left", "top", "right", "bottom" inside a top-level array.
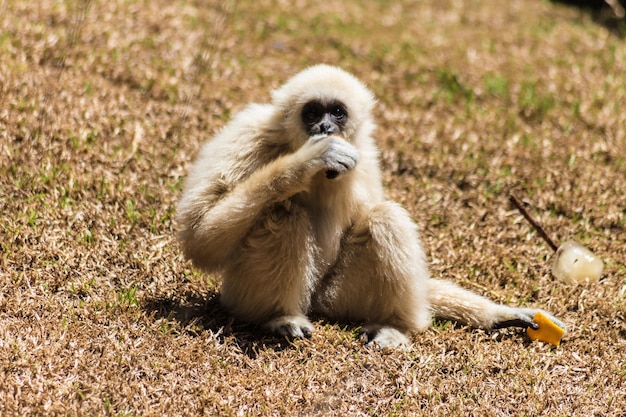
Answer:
[
  {"left": 178, "top": 141, "right": 322, "bottom": 270},
  {"left": 178, "top": 134, "right": 358, "bottom": 271}
]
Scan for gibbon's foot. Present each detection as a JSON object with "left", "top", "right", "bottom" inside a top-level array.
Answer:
[
  {"left": 264, "top": 315, "right": 314, "bottom": 339},
  {"left": 493, "top": 308, "right": 567, "bottom": 332},
  {"left": 359, "top": 325, "right": 410, "bottom": 350}
]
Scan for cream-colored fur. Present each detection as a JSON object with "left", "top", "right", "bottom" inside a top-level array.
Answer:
[{"left": 176, "top": 65, "right": 565, "bottom": 349}]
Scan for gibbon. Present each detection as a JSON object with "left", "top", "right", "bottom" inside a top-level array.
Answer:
[{"left": 176, "top": 64, "right": 565, "bottom": 348}]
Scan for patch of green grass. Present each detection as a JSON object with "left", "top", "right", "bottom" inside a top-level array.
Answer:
[
  {"left": 58, "top": 187, "right": 73, "bottom": 209},
  {"left": 432, "top": 319, "right": 453, "bottom": 331},
  {"left": 125, "top": 199, "right": 140, "bottom": 230},
  {"left": 79, "top": 228, "right": 94, "bottom": 244},
  {"left": 519, "top": 80, "right": 556, "bottom": 120},
  {"left": 26, "top": 208, "right": 38, "bottom": 229},
  {"left": 67, "top": 278, "right": 97, "bottom": 298},
  {"left": 484, "top": 74, "right": 510, "bottom": 98},
  {"left": 118, "top": 285, "right": 139, "bottom": 307},
  {"left": 436, "top": 68, "right": 474, "bottom": 104}
]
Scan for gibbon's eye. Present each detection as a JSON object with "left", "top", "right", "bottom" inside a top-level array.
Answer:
[
  {"left": 330, "top": 104, "right": 347, "bottom": 121},
  {"left": 301, "top": 102, "right": 324, "bottom": 125}
]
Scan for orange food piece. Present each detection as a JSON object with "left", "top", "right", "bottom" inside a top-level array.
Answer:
[{"left": 526, "top": 311, "right": 565, "bottom": 346}]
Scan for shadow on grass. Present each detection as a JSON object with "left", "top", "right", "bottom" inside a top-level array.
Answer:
[
  {"left": 554, "top": 0, "right": 626, "bottom": 37},
  {"left": 141, "top": 291, "right": 298, "bottom": 358},
  {"left": 433, "top": 318, "right": 540, "bottom": 347}
]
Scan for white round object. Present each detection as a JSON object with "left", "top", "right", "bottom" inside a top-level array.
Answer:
[{"left": 552, "top": 240, "right": 603, "bottom": 284}]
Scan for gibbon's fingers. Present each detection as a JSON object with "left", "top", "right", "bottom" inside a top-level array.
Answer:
[
  {"left": 305, "top": 134, "right": 341, "bottom": 178},
  {"left": 322, "top": 136, "right": 359, "bottom": 180},
  {"left": 308, "top": 133, "right": 334, "bottom": 143},
  {"left": 263, "top": 315, "right": 314, "bottom": 339}
]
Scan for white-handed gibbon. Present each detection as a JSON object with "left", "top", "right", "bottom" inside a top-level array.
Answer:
[{"left": 176, "top": 64, "right": 565, "bottom": 348}]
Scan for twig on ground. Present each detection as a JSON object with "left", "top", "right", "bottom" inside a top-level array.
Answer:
[{"left": 509, "top": 193, "right": 559, "bottom": 252}]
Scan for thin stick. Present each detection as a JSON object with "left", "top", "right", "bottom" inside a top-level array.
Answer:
[{"left": 509, "top": 193, "right": 559, "bottom": 252}]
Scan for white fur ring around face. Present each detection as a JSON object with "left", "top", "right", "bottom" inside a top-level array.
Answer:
[{"left": 551, "top": 240, "right": 603, "bottom": 284}]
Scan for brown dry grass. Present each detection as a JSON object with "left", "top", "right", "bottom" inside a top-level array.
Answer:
[{"left": 1, "top": 0, "right": 625, "bottom": 415}]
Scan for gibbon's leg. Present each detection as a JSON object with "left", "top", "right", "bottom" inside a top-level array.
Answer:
[
  {"left": 313, "top": 201, "right": 432, "bottom": 349},
  {"left": 428, "top": 279, "right": 567, "bottom": 331},
  {"left": 220, "top": 201, "right": 319, "bottom": 339},
  {"left": 312, "top": 201, "right": 567, "bottom": 349}
]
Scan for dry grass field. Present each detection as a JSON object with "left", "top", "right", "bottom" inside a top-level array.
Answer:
[{"left": 1, "top": 0, "right": 625, "bottom": 415}]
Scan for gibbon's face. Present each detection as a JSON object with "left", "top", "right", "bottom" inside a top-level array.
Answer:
[
  {"left": 271, "top": 65, "right": 376, "bottom": 147},
  {"left": 300, "top": 99, "right": 348, "bottom": 137}
]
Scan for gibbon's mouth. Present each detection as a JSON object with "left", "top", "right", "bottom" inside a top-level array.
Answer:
[
  {"left": 309, "top": 133, "right": 346, "bottom": 142},
  {"left": 325, "top": 170, "right": 340, "bottom": 180}
]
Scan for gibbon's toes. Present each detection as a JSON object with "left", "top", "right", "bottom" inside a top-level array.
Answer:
[
  {"left": 523, "top": 308, "right": 567, "bottom": 332},
  {"left": 493, "top": 316, "right": 537, "bottom": 330},
  {"left": 264, "top": 315, "right": 314, "bottom": 339},
  {"left": 493, "top": 308, "right": 567, "bottom": 332},
  {"left": 359, "top": 326, "right": 410, "bottom": 350},
  {"left": 493, "top": 307, "right": 537, "bottom": 329}
]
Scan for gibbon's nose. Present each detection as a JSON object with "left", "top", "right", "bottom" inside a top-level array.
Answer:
[{"left": 319, "top": 121, "right": 336, "bottom": 134}]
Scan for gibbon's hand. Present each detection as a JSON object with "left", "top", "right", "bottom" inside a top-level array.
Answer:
[
  {"left": 493, "top": 308, "right": 567, "bottom": 331},
  {"left": 309, "top": 135, "right": 359, "bottom": 179}
]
